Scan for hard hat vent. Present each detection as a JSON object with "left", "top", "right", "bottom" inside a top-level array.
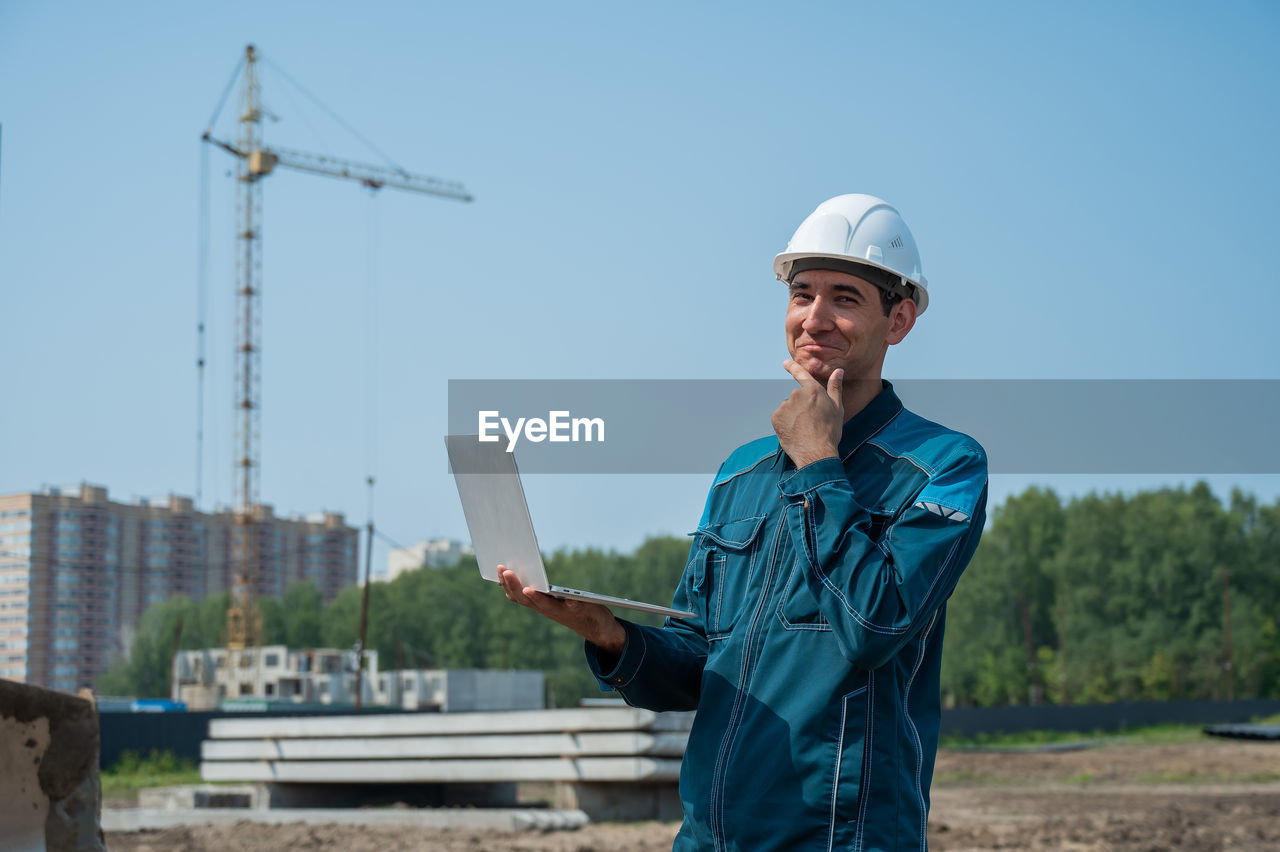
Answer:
[{"left": 889, "top": 235, "right": 904, "bottom": 250}]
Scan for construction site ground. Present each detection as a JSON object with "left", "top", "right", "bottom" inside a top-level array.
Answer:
[{"left": 105, "top": 738, "right": 1280, "bottom": 851}]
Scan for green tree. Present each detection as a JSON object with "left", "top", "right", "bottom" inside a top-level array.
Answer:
[
  {"left": 194, "top": 592, "right": 230, "bottom": 648},
  {"left": 941, "top": 488, "right": 1063, "bottom": 706},
  {"left": 281, "top": 582, "right": 325, "bottom": 648},
  {"left": 1051, "top": 491, "right": 1127, "bottom": 704},
  {"left": 259, "top": 597, "right": 286, "bottom": 645},
  {"left": 320, "top": 585, "right": 364, "bottom": 651},
  {"left": 97, "top": 596, "right": 200, "bottom": 698}
]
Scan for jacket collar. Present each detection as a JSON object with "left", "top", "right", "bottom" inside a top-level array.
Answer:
[{"left": 838, "top": 380, "right": 903, "bottom": 461}]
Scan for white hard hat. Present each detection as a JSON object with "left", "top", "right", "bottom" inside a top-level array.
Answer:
[{"left": 774, "top": 193, "right": 930, "bottom": 313}]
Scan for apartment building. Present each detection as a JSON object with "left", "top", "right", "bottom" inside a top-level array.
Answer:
[
  {"left": 386, "top": 538, "right": 473, "bottom": 581},
  {"left": 0, "top": 483, "right": 358, "bottom": 692}
]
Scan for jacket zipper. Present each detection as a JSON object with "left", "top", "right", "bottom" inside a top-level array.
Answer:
[{"left": 708, "top": 512, "right": 785, "bottom": 852}]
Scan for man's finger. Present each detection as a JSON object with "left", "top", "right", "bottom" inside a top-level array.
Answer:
[
  {"left": 497, "top": 566, "right": 525, "bottom": 605},
  {"left": 783, "top": 358, "right": 822, "bottom": 388},
  {"left": 498, "top": 567, "right": 558, "bottom": 609},
  {"left": 499, "top": 566, "right": 542, "bottom": 608},
  {"left": 827, "top": 368, "right": 844, "bottom": 408}
]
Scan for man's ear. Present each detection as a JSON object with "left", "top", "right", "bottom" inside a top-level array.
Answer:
[{"left": 886, "top": 297, "right": 917, "bottom": 345}]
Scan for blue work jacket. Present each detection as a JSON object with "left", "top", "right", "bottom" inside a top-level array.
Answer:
[{"left": 587, "top": 382, "right": 988, "bottom": 851}]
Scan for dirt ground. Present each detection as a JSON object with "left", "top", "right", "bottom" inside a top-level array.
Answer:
[{"left": 107, "top": 740, "right": 1280, "bottom": 851}]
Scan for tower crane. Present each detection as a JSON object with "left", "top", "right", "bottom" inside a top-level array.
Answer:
[{"left": 202, "top": 45, "right": 470, "bottom": 696}]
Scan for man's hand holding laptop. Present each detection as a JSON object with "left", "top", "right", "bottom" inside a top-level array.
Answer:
[{"left": 496, "top": 565, "right": 627, "bottom": 655}]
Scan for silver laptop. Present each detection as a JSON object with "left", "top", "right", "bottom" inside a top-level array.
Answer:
[{"left": 445, "top": 434, "right": 693, "bottom": 620}]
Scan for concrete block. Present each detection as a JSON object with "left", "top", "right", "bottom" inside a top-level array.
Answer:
[
  {"left": 0, "top": 708, "right": 49, "bottom": 852},
  {"left": 101, "top": 807, "right": 589, "bottom": 832},
  {"left": 0, "top": 680, "right": 104, "bottom": 852},
  {"left": 200, "top": 755, "right": 683, "bottom": 784},
  {"left": 555, "top": 781, "right": 684, "bottom": 822},
  {"left": 136, "top": 784, "right": 263, "bottom": 810},
  {"left": 436, "top": 670, "right": 546, "bottom": 712},
  {"left": 206, "top": 707, "right": 694, "bottom": 740},
  {"left": 201, "top": 730, "right": 689, "bottom": 760}
]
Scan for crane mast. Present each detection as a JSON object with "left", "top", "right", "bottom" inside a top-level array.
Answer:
[
  {"left": 203, "top": 45, "right": 471, "bottom": 698},
  {"left": 226, "top": 44, "right": 264, "bottom": 662}
]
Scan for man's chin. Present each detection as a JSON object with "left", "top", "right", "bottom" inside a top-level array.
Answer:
[{"left": 798, "top": 358, "right": 836, "bottom": 382}]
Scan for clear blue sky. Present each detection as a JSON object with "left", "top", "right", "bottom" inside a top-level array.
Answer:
[{"left": 3, "top": 1, "right": 1278, "bottom": 576}]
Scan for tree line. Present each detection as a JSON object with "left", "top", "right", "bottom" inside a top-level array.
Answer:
[
  {"left": 100, "top": 483, "right": 1280, "bottom": 708},
  {"left": 941, "top": 483, "right": 1280, "bottom": 707}
]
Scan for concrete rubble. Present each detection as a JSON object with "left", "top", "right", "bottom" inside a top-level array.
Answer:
[{"left": 0, "top": 680, "right": 105, "bottom": 852}]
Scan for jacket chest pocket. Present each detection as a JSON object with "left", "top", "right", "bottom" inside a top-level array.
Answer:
[
  {"left": 778, "top": 510, "right": 894, "bottom": 632},
  {"left": 691, "top": 514, "right": 767, "bottom": 639}
]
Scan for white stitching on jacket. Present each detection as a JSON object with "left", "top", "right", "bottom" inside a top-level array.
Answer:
[
  {"left": 826, "top": 684, "right": 868, "bottom": 851},
  {"left": 854, "top": 672, "right": 875, "bottom": 852},
  {"left": 906, "top": 611, "right": 939, "bottom": 851}
]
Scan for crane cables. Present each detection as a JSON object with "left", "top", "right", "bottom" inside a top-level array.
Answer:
[
  {"left": 196, "top": 142, "right": 209, "bottom": 509},
  {"left": 352, "top": 191, "right": 381, "bottom": 708},
  {"left": 365, "top": 189, "right": 380, "bottom": 499},
  {"left": 204, "top": 53, "right": 245, "bottom": 137},
  {"left": 353, "top": 188, "right": 381, "bottom": 698},
  {"left": 196, "top": 51, "right": 245, "bottom": 511},
  {"left": 260, "top": 55, "right": 406, "bottom": 174}
]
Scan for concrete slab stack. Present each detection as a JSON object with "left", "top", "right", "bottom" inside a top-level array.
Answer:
[{"left": 199, "top": 707, "right": 693, "bottom": 820}]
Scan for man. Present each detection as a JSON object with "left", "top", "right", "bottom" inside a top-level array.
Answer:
[{"left": 499, "top": 194, "right": 987, "bottom": 851}]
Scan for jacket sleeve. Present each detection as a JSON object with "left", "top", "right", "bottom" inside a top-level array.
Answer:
[
  {"left": 582, "top": 493, "right": 714, "bottom": 711},
  {"left": 777, "top": 445, "right": 987, "bottom": 670}
]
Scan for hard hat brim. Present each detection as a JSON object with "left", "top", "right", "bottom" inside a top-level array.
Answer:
[{"left": 773, "top": 251, "right": 929, "bottom": 314}]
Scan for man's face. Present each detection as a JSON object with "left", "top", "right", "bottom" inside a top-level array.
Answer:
[{"left": 784, "top": 268, "right": 914, "bottom": 384}]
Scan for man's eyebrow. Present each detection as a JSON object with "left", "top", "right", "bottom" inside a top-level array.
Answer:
[{"left": 788, "top": 280, "right": 871, "bottom": 299}]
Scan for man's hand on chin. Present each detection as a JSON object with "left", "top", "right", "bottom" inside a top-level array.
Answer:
[{"left": 772, "top": 359, "right": 843, "bottom": 467}]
